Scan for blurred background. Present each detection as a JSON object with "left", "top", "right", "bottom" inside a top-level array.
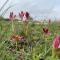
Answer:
[{"left": 0, "top": 0, "right": 60, "bottom": 21}]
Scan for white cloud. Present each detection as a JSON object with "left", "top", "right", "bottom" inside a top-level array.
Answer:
[{"left": 0, "top": 0, "right": 60, "bottom": 20}]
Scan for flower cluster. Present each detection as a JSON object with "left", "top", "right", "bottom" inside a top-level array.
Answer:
[
  {"left": 11, "top": 35, "right": 25, "bottom": 42},
  {"left": 43, "top": 28, "right": 51, "bottom": 36},
  {"left": 9, "top": 11, "right": 30, "bottom": 22},
  {"left": 9, "top": 12, "right": 16, "bottom": 21},
  {"left": 19, "top": 11, "right": 30, "bottom": 22},
  {"left": 19, "top": 11, "right": 24, "bottom": 20},
  {"left": 53, "top": 35, "right": 60, "bottom": 49}
]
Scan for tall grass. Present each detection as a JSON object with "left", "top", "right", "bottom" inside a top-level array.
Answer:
[{"left": 0, "top": 20, "right": 60, "bottom": 60}]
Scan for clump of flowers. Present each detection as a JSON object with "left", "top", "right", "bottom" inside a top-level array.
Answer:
[
  {"left": 19, "top": 11, "right": 30, "bottom": 37},
  {"left": 11, "top": 35, "right": 26, "bottom": 50},
  {"left": 9, "top": 12, "right": 16, "bottom": 21},
  {"left": 25, "top": 12, "right": 30, "bottom": 20},
  {"left": 43, "top": 27, "right": 51, "bottom": 36},
  {"left": 53, "top": 35, "right": 60, "bottom": 49},
  {"left": 43, "top": 27, "right": 51, "bottom": 54},
  {"left": 11, "top": 35, "right": 26, "bottom": 43},
  {"left": 19, "top": 11, "right": 24, "bottom": 20},
  {"left": 52, "top": 35, "right": 60, "bottom": 58},
  {"left": 9, "top": 12, "right": 16, "bottom": 32},
  {"left": 19, "top": 11, "right": 30, "bottom": 23}
]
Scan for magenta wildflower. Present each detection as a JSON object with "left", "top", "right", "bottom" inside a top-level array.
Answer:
[
  {"left": 25, "top": 12, "right": 29, "bottom": 19},
  {"left": 43, "top": 28, "right": 48, "bottom": 34},
  {"left": 53, "top": 35, "right": 60, "bottom": 49},
  {"left": 43, "top": 28, "right": 51, "bottom": 36},
  {"left": 9, "top": 12, "right": 16, "bottom": 21},
  {"left": 19, "top": 11, "right": 24, "bottom": 20}
]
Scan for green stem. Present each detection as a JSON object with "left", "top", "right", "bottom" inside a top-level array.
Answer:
[
  {"left": 16, "top": 41, "right": 18, "bottom": 51},
  {"left": 45, "top": 42, "right": 47, "bottom": 54},
  {"left": 11, "top": 20, "right": 14, "bottom": 32},
  {"left": 45, "top": 38, "right": 47, "bottom": 54}
]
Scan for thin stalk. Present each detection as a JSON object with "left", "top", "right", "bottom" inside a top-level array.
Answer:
[
  {"left": 11, "top": 20, "right": 14, "bottom": 32},
  {"left": 44, "top": 37, "right": 47, "bottom": 54},
  {"left": 43, "top": 35, "right": 47, "bottom": 54},
  {"left": 45, "top": 41, "right": 47, "bottom": 54},
  {"left": 23, "top": 22, "right": 29, "bottom": 37},
  {"left": 26, "top": 23, "right": 28, "bottom": 37},
  {"left": 16, "top": 41, "right": 18, "bottom": 51}
]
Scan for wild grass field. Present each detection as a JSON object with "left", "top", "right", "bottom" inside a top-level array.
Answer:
[{"left": 0, "top": 20, "right": 60, "bottom": 60}]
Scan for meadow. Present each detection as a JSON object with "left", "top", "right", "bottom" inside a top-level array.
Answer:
[{"left": 0, "top": 20, "right": 60, "bottom": 60}]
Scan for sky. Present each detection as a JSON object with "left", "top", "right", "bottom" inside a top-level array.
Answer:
[{"left": 0, "top": 0, "right": 60, "bottom": 20}]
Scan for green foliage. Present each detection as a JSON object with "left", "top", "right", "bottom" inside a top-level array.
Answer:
[{"left": 0, "top": 20, "right": 60, "bottom": 60}]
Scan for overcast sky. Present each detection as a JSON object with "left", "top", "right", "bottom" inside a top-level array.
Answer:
[{"left": 0, "top": 0, "right": 60, "bottom": 20}]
